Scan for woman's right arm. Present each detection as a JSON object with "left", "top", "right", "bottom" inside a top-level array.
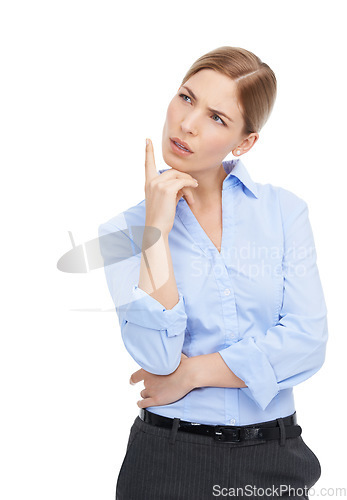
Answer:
[
  {"left": 138, "top": 229, "right": 180, "bottom": 310},
  {"left": 138, "top": 138, "right": 198, "bottom": 309},
  {"left": 99, "top": 139, "right": 198, "bottom": 375}
]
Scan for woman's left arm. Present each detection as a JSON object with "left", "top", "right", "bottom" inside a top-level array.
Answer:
[{"left": 215, "top": 195, "right": 329, "bottom": 412}]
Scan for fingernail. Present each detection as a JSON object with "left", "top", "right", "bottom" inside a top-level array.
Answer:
[
  {"left": 146, "top": 138, "right": 149, "bottom": 146},
  {"left": 129, "top": 377, "right": 134, "bottom": 385}
]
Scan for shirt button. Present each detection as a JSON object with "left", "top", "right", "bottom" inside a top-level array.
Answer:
[
  {"left": 230, "top": 418, "right": 236, "bottom": 425},
  {"left": 224, "top": 288, "right": 231, "bottom": 295},
  {"left": 230, "top": 334, "right": 235, "bottom": 339}
]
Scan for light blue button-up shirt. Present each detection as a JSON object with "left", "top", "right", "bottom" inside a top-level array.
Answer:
[{"left": 98, "top": 158, "right": 328, "bottom": 426}]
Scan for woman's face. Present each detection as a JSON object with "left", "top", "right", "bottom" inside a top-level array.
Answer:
[{"left": 162, "top": 68, "right": 258, "bottom": 174}]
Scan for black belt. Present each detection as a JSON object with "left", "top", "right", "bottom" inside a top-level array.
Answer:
[{"left": 139, "top": 409, "right": 302, "bottom": 443}]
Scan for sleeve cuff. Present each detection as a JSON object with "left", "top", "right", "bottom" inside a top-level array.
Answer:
[
  {"left": 218, "top": 337, "right": 280, "bottom": 411},
  {"left": 121, "top": 284, "right": 188, "bottom": 337}
]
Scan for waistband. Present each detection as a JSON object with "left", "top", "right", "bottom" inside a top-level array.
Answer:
[{"left": 139, "top": 409, "right": 302, "bottom": 445}]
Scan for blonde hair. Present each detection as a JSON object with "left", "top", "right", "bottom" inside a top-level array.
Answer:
[{"left": 180, "top": 46, "right": 277, "bottom": 137}]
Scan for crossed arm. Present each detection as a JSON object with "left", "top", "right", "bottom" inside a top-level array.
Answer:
[
  {"left": 125, "top": 222, "right": 246, "bottom": 407},
  {"left": 130, "top": 351, "right": 247, "bottom": 409}
]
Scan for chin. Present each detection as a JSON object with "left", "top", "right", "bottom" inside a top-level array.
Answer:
[
  {"left": 162, "top": 156, "right": 184, "bottom": 171},
  {"left": 161, "top": 147, "right": 183, "bottom": 171},
  {"left": 165, "top": 158, "right": 191, "bottom": 174}
]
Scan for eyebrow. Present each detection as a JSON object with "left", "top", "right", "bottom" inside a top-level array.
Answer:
[{"left": 181, "top": 85, "right": 234, "bottom": 123}]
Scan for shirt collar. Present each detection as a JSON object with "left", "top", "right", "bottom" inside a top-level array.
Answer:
[
  {"left": 158, "top": 158, "right": 259, "bottom": 199},
  {"left": 221, "top": 158, "right": 259, "bottom": 198}
]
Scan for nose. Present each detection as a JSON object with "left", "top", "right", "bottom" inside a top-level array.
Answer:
[{"left": 180, "top": 112, "right": 199, "bottom": 136}]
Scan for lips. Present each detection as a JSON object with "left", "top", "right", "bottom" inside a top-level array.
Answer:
[{"left": 170, "top": 137, "right": 193, "bottom": 153}]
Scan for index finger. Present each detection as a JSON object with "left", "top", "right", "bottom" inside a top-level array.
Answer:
[
  {"left": 129, "top": 368, "right": 145, "bottom": 385},
  {"left": 145, "top": 138, "right": 158, "bottom": 184}
]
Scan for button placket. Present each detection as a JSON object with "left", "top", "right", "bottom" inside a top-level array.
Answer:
[{"left": 218, "top": 276, "right": 238, "bottom": 343}]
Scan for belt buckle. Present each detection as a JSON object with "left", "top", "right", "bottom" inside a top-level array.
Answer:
[{"left": 214, "top": 425, "right": 241, "bottom": 442}]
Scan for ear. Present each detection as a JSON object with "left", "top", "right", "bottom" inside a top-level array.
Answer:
[{"left": 241, "top": 132, "right": 259, "bottom": 153}]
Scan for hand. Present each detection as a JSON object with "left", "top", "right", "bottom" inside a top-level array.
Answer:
[
  {"left": 129, "top": 353, "right": 194, "bottom": 408},
  {"left": 144, "top": 138, "right": 199, "bottom": 235}
]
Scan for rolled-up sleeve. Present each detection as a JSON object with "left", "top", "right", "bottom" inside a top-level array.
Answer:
[
  {"left": 218, "top": 196, "right": 328, "bottom": 411},
  {"left": 98, "top": 221, "right": 188, "bottom": 375}
]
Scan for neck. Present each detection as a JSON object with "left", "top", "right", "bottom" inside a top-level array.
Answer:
[{"left": 190, "top": 163, "right": 228, "bottom": 209}]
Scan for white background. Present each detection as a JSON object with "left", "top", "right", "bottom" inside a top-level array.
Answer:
[{"left": 1, "top": 0, "right": 346, "bottom": 498}]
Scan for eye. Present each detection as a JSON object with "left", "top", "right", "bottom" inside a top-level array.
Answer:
[
  {"left": 178, "top": 94, "right": 226, "bottom": 126},
  {"left": 179, "top": 93, "right": 192, "bottom": 103},
  {"left": 212, "top": 114, "right": 225, "bottom": 126}
]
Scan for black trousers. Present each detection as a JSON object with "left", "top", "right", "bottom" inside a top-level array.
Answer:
[{"left": 116, "top": 412, "right": 321, "bottom": 500}]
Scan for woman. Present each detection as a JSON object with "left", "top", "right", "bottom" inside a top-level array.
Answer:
[{"left": 99, "top": 46, "right": 328, "bottom": 500}]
